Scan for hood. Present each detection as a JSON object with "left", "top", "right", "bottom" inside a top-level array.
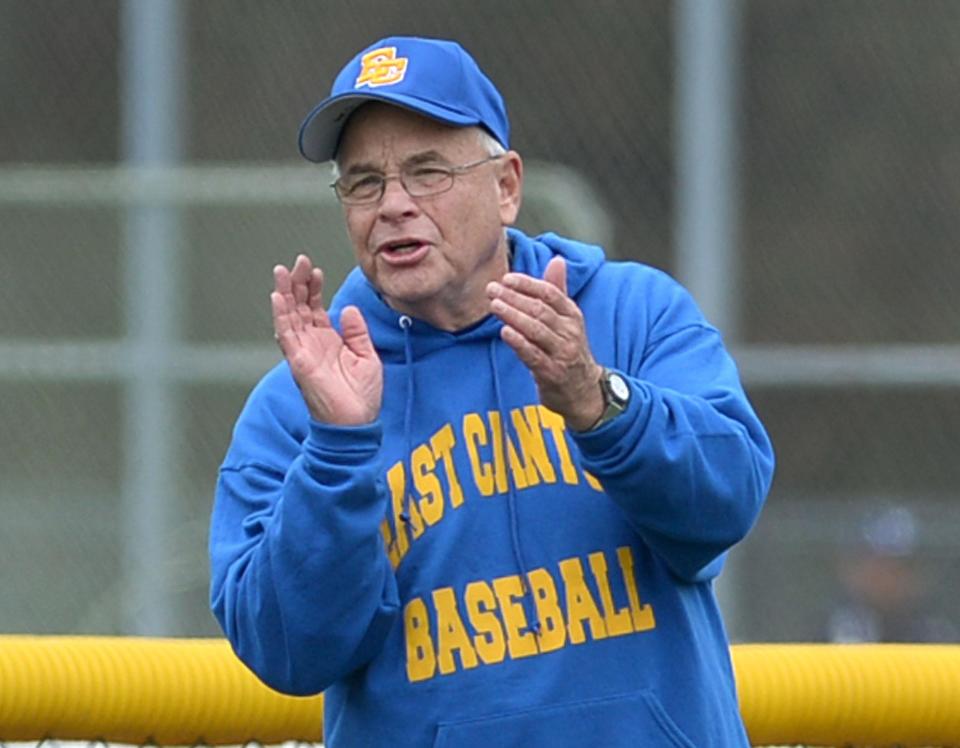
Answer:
[{"left": 327, "top": 228, "right": 606, "bottom": 362}]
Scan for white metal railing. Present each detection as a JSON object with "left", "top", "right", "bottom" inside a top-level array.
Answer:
[
  {"left": 4, "top": 338, "right": 960, "bottom": 387},
  {"left": 0, "top": 161, "right": 613, "bottom": 240},
  {"left": 1, "top": 163, "right": 958, "bottom": 388}
]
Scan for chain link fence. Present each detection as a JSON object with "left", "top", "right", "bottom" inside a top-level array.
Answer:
[{"left": 1, "top": 0, "right": 959, "bottom": 654}]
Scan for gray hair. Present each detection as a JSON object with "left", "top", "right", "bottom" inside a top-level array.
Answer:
[{"left": 476, "top": 127, "right": 507, "bottom": 157}]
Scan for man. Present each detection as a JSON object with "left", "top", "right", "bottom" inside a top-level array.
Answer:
[
  {"left": 826, "top": 505, "right": 957, "bottom": 643},
  {"left": 210, "top": 35, "right": 774, "bottom": 747}
]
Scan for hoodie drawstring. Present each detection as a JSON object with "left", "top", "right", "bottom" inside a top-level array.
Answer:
[
  {"left": 393, "top": 318, "right": 540, "bottom": 637},
  {"left": 398, "top": 315, "right": 414, "bottom": 529},
  {"left": 488, "top": 338, "right": 542, "bottom": 637}
]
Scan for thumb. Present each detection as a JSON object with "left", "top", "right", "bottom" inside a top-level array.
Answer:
[
  {"left": 544, "top": 256, "right": 568, "bottom": 296},
  {"left": 340, "top": 305, "right": 377, "bottom": 358}
]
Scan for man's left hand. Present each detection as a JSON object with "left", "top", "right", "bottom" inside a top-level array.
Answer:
[{"left": 487, "top": 256, "right": 604, "bottom": 431}]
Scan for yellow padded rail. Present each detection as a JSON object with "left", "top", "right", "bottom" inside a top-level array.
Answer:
[
  {"left": 732, "top": 643, "right": 960, "bottom": 747},
  {"left": 1, "top": 637, "right": 960, "bottom": 746},
  {"left": 0, "top": 636, "right": 324, "bottom": 744}
]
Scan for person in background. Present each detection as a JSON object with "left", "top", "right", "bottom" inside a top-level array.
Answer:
[
  {"left": 827, "top": 504, "right": 957, "bottom": 643},
  {"left": 209, "top": 35, "right": 775, "bottom": 747}
]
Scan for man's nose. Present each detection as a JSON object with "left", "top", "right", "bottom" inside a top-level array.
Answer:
[{"left": 377, "top": 175, "right": 419, "bottom": 218}]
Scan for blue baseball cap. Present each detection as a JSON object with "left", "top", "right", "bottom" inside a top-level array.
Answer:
[{"left": 298, "top": 36, "right": 510, "bottom": 163}]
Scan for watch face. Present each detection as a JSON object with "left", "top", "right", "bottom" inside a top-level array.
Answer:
[{"left": 608, "top": 372, "right": 630, "bottom": 402}]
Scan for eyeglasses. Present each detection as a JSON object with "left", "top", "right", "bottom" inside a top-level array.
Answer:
[{"left": 331, "top": 154, "right": 504, "bottom": 205}]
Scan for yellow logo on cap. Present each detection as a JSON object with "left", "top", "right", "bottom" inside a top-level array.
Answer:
[{"left": 355, "top": 47, "right": 408, "bottom": 88}]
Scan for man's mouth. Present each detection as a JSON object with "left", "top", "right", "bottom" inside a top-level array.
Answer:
[
  {"left": 377, "top": 239, "right": 430, "bottom": 265},
  {"left": 383, "top": 240, "right": 423, "bottom": 255}
]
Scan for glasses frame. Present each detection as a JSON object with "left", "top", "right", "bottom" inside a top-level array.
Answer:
[{"left": 331, "top": 154, "right": 504, "bottom": 206}]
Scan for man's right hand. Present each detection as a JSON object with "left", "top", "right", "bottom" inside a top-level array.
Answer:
[{"left": 271, "top": 254, "right": 383, "bottom": 425}]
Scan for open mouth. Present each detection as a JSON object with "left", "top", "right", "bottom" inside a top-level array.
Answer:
[{"left": 382, "top": 240, "right": 425, "bottom": 255}]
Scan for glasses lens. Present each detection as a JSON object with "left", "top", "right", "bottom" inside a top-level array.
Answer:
[
  {"left": 337, "top": 174, "right": 383, "bottom": 204},
  {"left": 403, "top": 166, "right": 453, "bottom": 197}
]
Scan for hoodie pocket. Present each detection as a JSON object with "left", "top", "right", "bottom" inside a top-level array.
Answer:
[{"left": 432, "top": 690, "right": 696, "bottom": 748}]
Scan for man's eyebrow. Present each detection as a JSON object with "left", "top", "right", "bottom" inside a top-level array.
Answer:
[
  {"left": 343, "top": 161, "right": 381, "bottom": 176},
  {"left": 403, "top": 150, "right": 449, "bottom": 166},
  {"left": 343, "top": 150, "right": 451, "bottom": 176}
]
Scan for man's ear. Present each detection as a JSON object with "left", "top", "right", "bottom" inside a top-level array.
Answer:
[{"left": 497, "top": 151, "right": 523, "bottom": 226}]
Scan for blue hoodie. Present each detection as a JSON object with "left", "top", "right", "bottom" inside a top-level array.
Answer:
[{"left": 210, "top": 229, "right": 774, "bottom": 747}]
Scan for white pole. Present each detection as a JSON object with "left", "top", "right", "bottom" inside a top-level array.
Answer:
[
  {"left": 674, "top": 0, "right": 746, "bottom": 639},
  {"left": 674, "top": 0, "right": 743, "bottom": 341},
  {"left": 119, "top": 0, "right": 185, "bottom": 635}
]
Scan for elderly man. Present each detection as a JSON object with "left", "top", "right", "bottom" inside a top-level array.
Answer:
[{"left": 210, "top": 35, "right": 774, "bottom": 747}]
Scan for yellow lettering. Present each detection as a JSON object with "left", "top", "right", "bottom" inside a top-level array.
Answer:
[
  {"left": 512, "top": 406, "right": 557, "bottom": 486},
  {"left": 537, "top": 406, "right": 579, "bottom": 484},
  {"left": 404, "top": 597, "right": 436, "bottom": 682},
  {"left": 583, "top": 469, "right": 604, "bottom": 492},
  {"left": 412, "top": 443, "right": 444, "bottom": 527},
  {"left": 617, "top": 546, "right": 656, "bottom": 632},
  {"left": 492, "top": 574, "right": 539, "bottom": 659},
  {"left": 464, "top": 413, "right": 495, "bottom": 496},
  {"left": 527, "top": 568, "right": 566, "bottom": 652},
  {"left": 431, "top": 423, "right": 464, "bottom": 508},
  {"left": 432, "top": 587, "right": 479, "bottom": 675},
  {"left": 403, "top": 549, "right": 657, "bottom": 684},
  {"left": 559, "top": 557, "right": 608, "bottom": 644},
  {"left": 464, "top": 581, "right": 507, "bottom": 665},
  {"left": 386, "top": 462, "right": 409, "bottom": 561},
  {"left": 588, "top": 552, "right": 634, "bottom": 637},
  {"left": 487, "top": 411, "right": 510, "bottom": 494}
]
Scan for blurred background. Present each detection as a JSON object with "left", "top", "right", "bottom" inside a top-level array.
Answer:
[{"left": 1, "top": 0, "right": 958, "bottom": 643}]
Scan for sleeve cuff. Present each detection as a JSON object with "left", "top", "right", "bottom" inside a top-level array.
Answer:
[
  {"left": 570, "top": 377, "right": 649, "bottom": 459},
  {"left": 302, "top": 418, "right": 383, "bottom": 471}
]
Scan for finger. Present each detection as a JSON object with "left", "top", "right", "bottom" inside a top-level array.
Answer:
[
  {"left": 273, "top": 263, "right": 292, "bottom": 296},
  {"left": 500, "top": 270, "right": 576, "bottom": 314},
  {"left": 307, "top": 266, "right": 332, "bottom": 329},
  {"left": 271, "top": 290, "right": 299, "bottom": 354},
  {"left": 291, "top": 253, "right": 312, "bottom": 282},
  {"left": 487, "top": 282, "right": 560, "bottom": 328},
  {"left": 543, "top": 256, "right": 568, "bottom": 295},
  {"left": 340, "top": 305, "right": 377, "bottom": 359},
  {"left": 308, "top": 267, "right": 324, "bottom": 312},
  {"left": 291, "top": 254, "right": 313, "bottom": 307},
  {"left": 500, "top": 324, "right": 553, "bottom": 375},
  {"left": 273, "top": 264, "right": 305, "bottom": 334},
  {"left": 290, "top": 255, "right": 315, "bottom": 326},
  {"left": 489, "top": 295, "right": 560, "bottom": 353}
]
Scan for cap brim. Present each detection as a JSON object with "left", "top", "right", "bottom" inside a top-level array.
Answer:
[{"left": 298, "top": 92, "right": 483, "bottom": 163}]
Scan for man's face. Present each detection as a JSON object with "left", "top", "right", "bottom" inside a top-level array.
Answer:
[{"left": 336, "top": 103, "right": 522, "bottom": 331}]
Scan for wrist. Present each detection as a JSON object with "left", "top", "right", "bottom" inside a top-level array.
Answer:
[
  {"left": 576, "top": 367, "right": 631, "bottom": 432},
  {"left": 566, "top": 380, "right": 606, "bottom": 432}
]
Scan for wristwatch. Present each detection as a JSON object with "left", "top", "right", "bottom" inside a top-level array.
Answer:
[{"left": 587, "top": 368, "right": 630, "bottom": 430}]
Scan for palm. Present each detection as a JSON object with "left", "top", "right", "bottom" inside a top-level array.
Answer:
[{"left": 272, "top": 254, "right": 383, "bottom": 425}]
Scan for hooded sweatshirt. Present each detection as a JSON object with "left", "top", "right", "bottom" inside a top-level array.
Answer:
[{"left": 210, "top": 228, "right": 775, "bottom": 747}]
